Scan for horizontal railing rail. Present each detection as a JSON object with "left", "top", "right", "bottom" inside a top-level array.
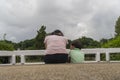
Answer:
[{"left": 0, "top": 48, "right": 120, "bottom": 65}]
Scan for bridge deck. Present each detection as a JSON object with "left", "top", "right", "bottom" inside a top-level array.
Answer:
[{"left": 0, "top": 63, "right": 120, "bottom": 80}]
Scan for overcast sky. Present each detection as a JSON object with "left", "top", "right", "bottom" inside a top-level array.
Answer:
[{"left": 0, "top": 0, "right": 120, "bottom": 42}]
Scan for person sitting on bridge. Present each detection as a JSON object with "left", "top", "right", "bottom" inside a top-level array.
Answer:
[
  {"left": 44, "top": 30, "right": 68, "bottom": 64},
  {"left": 69, "top": 40, "right": 84, "bottom": 63}
]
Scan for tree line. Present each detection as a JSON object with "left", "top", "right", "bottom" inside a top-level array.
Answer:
[{"left": 0, "top": 16, "right": 120, "bottom": 63}]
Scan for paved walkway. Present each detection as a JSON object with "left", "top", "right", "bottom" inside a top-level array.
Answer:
[{"left": 0, "top": 63, "right": 120, "bottom": 80}]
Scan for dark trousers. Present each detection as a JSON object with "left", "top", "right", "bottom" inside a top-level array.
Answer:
[{"left": 44, "top": 53, "right": 68, "bottom": 64}]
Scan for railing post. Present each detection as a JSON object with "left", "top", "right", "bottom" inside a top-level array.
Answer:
[
  {"left": 12, "top": 55, "right": 16, "bottom": 65},
  {"left": 96, "top": 52, "right": 100, "bottom": 62},
  {"left": 21, "top": 55, "right": 25, "bottom": 65},
  {"left": 106, "top": 52, "right": 110, "bottom": 62}
]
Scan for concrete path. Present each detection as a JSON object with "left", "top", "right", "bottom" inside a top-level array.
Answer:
[{"left": 0, "top": 63, "right": 120, "bottom": 80}]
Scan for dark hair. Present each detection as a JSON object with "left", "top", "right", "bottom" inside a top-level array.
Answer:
[
  {"left": 52, "top": 30, "right": 64, "bottom": 36},
  {"left": 71, "top": 40, "right": 82, "bottom": 49}
]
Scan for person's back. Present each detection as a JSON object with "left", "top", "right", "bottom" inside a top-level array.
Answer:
[
  {"left": 69, "top": 40, "right": 84, "bottom": 63},
  {"left": 44, "top": 30, "right": 68, "bottom": 64},
  {"left": 44, "top": 35, "right": 68, "bottom": 54},
  {"left": 70, "top": 48, "right": 84, "bottom": 63}
]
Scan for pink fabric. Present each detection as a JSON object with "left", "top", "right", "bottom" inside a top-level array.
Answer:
[{"left": 44, "top": 35, "right": 68, "bottom": 55}]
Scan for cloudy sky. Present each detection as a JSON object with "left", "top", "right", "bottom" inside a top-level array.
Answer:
[{"left": 0, "top": 0, "right": 120, "bottom": 42}]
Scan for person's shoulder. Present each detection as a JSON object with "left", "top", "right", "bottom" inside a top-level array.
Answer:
[
  {"left": 71, "top": 49, "right": 83, "bottom": 53},
  {"left": 70, "top": 49, "right": 76, "bottom": 54}
]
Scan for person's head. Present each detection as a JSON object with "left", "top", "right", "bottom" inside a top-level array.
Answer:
[
  {"left": 70, "top": 40, "right": 82, "bottom": 49},
  {"left": 52, "top": 30, "right": 64, "bottom": 36}
]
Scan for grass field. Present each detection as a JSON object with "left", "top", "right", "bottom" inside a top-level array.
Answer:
[{"left": 0, "top": 63, "right": 120, "bottom": 80}]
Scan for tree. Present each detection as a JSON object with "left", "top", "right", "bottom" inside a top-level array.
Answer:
[
  {"left": 66, "top": 39, "right": 72, "bottom": 49},
  {"left": 101, "top": 36, "right": 120, "bottom": 60},
  {"left": 0, "top": 41, "right": 14, "bottom": 63},
  {"left": 78, "top": 36, "right": 101, "bottom": 48},
  {"left": 100, "top": 38, "right": 108, "bottom": 46},
  {"left": 102, "top": 36, "right": 120, "bottom": 48},
  {"left": 14, "top": 25, "right": 47, "bottom": 50},
  {"left": 0, "top": 41, "right": 14, "bottom": 50},
  {"left": 35, "top": 25, "right": 46, "bottom": 49},
  {"left": 115, "top": 16, "right": 120, "bottom": 36},
  {"left": 15, "top": 39, "right": 35, "bottom": 50}
]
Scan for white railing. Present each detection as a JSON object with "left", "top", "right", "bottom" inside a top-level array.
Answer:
[{"left": 0, "top": 48, "right": 120, "bottom": 65}]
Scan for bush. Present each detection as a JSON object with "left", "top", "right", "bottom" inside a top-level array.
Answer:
[
  {"left": 102, "top": 36, "right": 120, "bottom": 60},
  {"left": 0, "top": 41, "right": 14, "bottom": 51},
  {"left": 102, "top": 36, "right": 120, "bottom": 48},
  {"left": 0, "top": 41, "right": 14, "bottom": 64}
]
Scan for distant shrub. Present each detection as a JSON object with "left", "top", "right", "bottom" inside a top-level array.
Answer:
[
  {"left": 0, "top": 41, "right": 14, "bottom": 64},
  {"left": 102, "top": 36, "right": 120, "bottom": 60},
  {"left": 0, "top": 41, "right": 14, "bottom": 51},
  {"left": 102, "top": 36, "right": 120, "bottom": 48}
]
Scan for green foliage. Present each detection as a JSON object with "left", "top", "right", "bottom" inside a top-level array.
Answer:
[
  {"left": 78, "top": 36, "right": 101, "bottom": 48},
  {"left": 66, "top": 40, "right": 72, "bottom": 49},
  {"left": 0, "top": 40, "right": 14, "bottom": 64},
  {"left": 13, "top": 25, "right": 47, "bottom": 50},
  {"left": 110, "top": 53, "right": 120, "bottom": 60},
  {"left": 102, "top": 36, "right": 120, "bottom": 60},
  {"left": 14, "top": 39, "right": 35, "bottom": 50},
  {"left": 34, "top": 25, "right": 46, "bottom": 49},
  {"left": 102, "top": 36, "right": 120, "bottom": 48},
  {"left": 0, "top": 41, "right": 14, "bottom": 51},
  {"left": 115, "top": 16, "right": 120, "bottom": 36},
  {"left": 100, "top": 38, "right": 108, "bottom": 45}
]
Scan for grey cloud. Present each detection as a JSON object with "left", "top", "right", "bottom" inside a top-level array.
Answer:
[{"left": 0, "top": 0, "right": 120, "bottom": 42}]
